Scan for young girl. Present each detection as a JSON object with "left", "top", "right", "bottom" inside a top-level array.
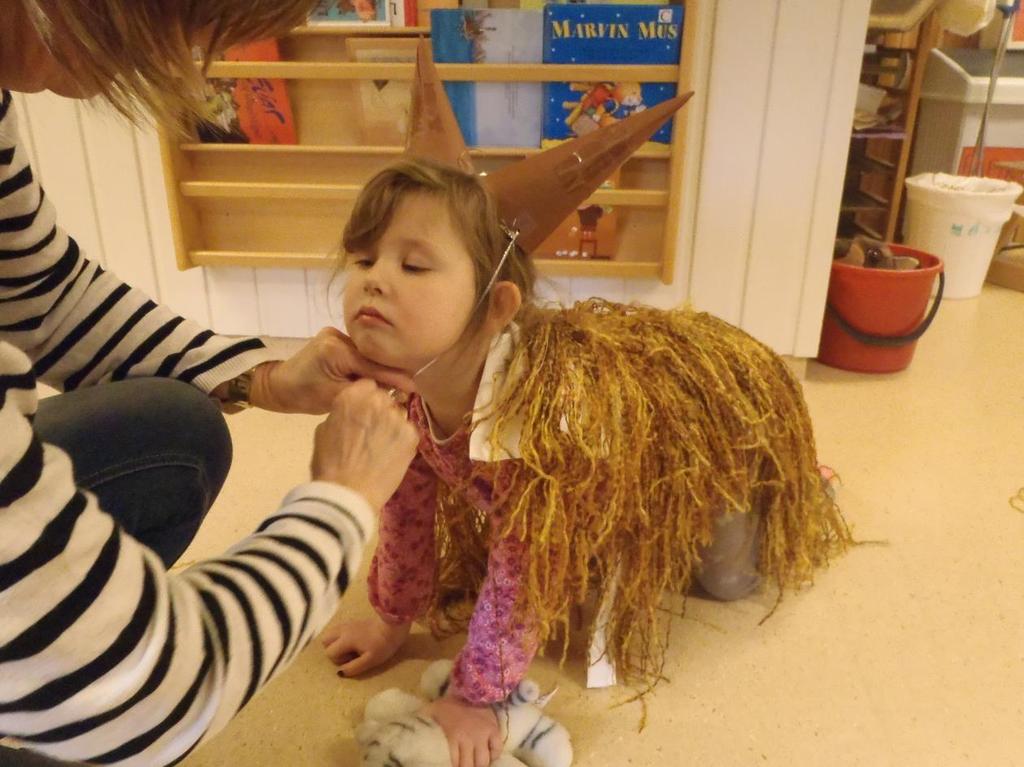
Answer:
[{"left": 321, "top": 43, "right": 851, "bottom": 767}]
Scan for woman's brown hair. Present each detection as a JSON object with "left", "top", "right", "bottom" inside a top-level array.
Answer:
[{"left": 21, "top": 0, "right": 317, "bottom": 124}]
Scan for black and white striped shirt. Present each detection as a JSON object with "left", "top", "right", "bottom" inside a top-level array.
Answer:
[{"left": 0, "top": 90, "right": 373, "bottom": 765}]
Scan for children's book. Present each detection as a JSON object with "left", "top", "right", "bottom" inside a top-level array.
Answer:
[
  {"left": 196, "top": 39, "right": 297, "bottom": 145},
  {"left": 522, "top": 0, "right": 665, "bottom": 7},
  {"left": 418, "top": 0, "right": 458, "bottom": 27},
  {"left": 308, "top": 0, "right": 390, "bottom": 26},
  {"left": 534, "top": 170, "right": 620, "bottom": 260},
  {"left": 345, "top": 37, "right": 419, "bottom": 145},
  {"left": 542, "top": 4, "right": 683, "bottom": 145},
  {"left": 431, "top": 9, "right": 543, "bottom": 148},
  {"left": 387, "top": 0, "right": 418, "bottom": 26}
]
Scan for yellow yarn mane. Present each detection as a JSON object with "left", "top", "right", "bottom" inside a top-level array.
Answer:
[{"left": 425, "top": 300, "right": 852, "bottom": 686}]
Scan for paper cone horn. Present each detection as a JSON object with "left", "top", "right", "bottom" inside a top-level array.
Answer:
[
  {"left": 405, "top": 38, "right": 475, "bottom": 174},
  {"left": 484, "top": 92, "right": 693, "bottom": 254}
]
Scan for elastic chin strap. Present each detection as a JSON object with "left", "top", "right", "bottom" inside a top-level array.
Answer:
[
  {"left": 477, "top": 224, "right": 520, "bottom": 304},
  {"left": 407, "top": 223, "right": 520, "bottom": 380}
]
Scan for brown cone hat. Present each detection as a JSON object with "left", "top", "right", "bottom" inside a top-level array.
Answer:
[
  {"left": 484, "top": 92, "right": 693, "bottom": 254},
  {"left": 406, "top": 39, "right": 475, "bottom": 174}
]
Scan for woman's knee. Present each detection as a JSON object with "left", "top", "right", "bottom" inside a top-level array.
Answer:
[
  {"left": 36, "top": 376, "right": 233, "bottom": 494},
  {"left": 138, "top": 378, "right": 233, "bottom": 493}
]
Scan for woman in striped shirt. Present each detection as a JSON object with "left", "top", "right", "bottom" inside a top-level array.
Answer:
[{"left": 0, "top": 2, "right": 419, "bottom": 765}]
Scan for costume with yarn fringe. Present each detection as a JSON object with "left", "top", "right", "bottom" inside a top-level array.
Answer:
[{"left": 372, "top": 299, "right": 852, "bottom": 699}]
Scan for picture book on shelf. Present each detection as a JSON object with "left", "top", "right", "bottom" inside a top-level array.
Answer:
[
  {"left": 345, "top": 37, "right": 419, "bottom": 145},
  {"left": 534, "top": 170, "right": 621, "bottom": 260},
  {"left": 542, "top": 4, "right": 683, "bottom": 145},
  {"left": 309, "top": 0, "right": 389, "bottom": 26},
  {"left": 387, "top": 0, "right": 418, "bottom": 27},
  {"left": 431, "top": 8, "right": 543, "bottom": 147},
  {"left": 196, "top": 39, "right": 297, "bottom": 145},
  {"left": 522, "top": 0, "right": 667, "bottom": 7}
]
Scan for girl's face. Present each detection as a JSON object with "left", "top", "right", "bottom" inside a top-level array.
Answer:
[{"left": 342, "top": 192, "right": 479, "bottom": 373}]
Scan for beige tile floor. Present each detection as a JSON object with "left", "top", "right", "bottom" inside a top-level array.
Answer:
[{"left": 179, "top": 285, "right": 1024, "bottom": 767}]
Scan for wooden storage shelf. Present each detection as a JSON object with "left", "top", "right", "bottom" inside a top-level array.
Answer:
[
  {"left": 189, "top": 250, "right": 662, "bottom": 278},
  {"left": 178, "top": 143, "right": 673, "bottom": 159},
  {"left": 840, "top": 189, "right": 890, "bottom": 212},
  {"left": 851, "top": 126, "right": 907, "bottom": 140},
  {"left": 849, "top": 153, "right": 896, "bottom": 174},
  {"left": 204, "top": 61, "right": 679, "bottom": 83},
  {"left": 837, "top": 7, "right": 940, "bottom": 244},
  {"left": 179, "top": 180, "right": 669, "bottom": 207},
  {"left": 289, "top": 25, "right": 431, "bottom": 36},
  {"left": 162, "top": 1, "right": 698, "bottom": 282}
]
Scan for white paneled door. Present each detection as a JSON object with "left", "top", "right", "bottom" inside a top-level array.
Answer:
[{"left": 12, "top": 0, "right": 869, "bottom": 356}]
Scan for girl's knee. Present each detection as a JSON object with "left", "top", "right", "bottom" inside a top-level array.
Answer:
[
  {"left": 694, "top": 507, "right": 763, "bottom": 601},
  {"left": 695, "top": 565, "right": 760, "bottom": 602}
]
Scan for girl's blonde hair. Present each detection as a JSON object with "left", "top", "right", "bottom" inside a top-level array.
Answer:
[
  {"left": 342, "top": 158, "right": 537, "bottom": 313},
  {"left": 21, "top": 0, "right": 316, "bottom": 124}
]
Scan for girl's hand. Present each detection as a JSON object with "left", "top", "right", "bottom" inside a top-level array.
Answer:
[
  {"left": 422, "top": 694, "right": 502, "bottom": 767},
  {"left": 310, "top": 379, "right": 419, "bottom": 510},
  {"left": 320, "top": 616, "right": 411, "bottom": 676}
]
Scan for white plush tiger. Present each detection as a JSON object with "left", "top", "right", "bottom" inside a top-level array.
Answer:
[{"left": 356, "top": 660, "right": 573, "bottom": 767}]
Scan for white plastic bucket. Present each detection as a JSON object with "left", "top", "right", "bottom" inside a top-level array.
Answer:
[{"left": 903, "top": 173, "right": 1023, "bottom": 299}]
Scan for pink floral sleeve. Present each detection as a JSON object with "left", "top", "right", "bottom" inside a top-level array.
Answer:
[
  {"left": 367, "top": 453, "right": 438, "bottom": 625},
  {"left": 452, "top": 463, "right": 541, "bottom": 705}
]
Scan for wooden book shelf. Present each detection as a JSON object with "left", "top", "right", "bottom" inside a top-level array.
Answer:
[
  {"left": 837, "top": 10, "right": 940, "bottom": 245},
  {"left": 160, "top": 1, "right": 698, "bottom": 283}
]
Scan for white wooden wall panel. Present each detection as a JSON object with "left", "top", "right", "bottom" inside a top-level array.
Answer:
[
  {"left": 11, "top": 93, "right": 40, "bottom": 170},
  {"left": 306, "top": 268, "right": 339, "bottom": 333},
  {"left": 255, "top": 268, "right": 311, "bottom": 338},
  {"left": 568, "top": 277, "right": 626, "bottom": 305},
  {"left": 793, "top": 0, "right": 872, "bottom": 357},
  {"left": 205, "top": 267, "right": 260, "bottom": 337},
  {"left": 534, "top": 275, "right": 573, "bottom": 307},
  {"left": 18, "top": 94, "right": 107, "bottom": 268},
  {"left": 688, "top": 0, "right": 778, "bottom": 324},
  {"left": 77, "top": 107, "right": 159, "bottom": 298},
  {"left": 134, "top": 127, "right": 212, "bottom": 326},
  {"left": 741, "top": 0, "right": 847, "bottom": 352},
  {"left": 14, "top": 0, "right": 870, "bottom": 357}
]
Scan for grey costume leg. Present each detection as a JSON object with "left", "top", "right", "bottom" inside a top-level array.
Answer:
[{"left": 694, "top": 508, "right": 763, "bottom": 602}]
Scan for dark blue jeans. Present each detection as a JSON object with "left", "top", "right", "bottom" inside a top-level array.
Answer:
[
  {"left": 0, "top": 379, "right": 232, "bottom": 765},
  {"left": 33, "top": 377, "right": 233, "bottom": 567}
]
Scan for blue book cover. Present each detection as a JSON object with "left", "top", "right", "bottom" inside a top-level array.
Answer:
[
  {"left": 543, "top": 4, "right": 683, "bottom": 144},
  {"left": 431, "top": 9, "right": 544, "bottom": 148}
]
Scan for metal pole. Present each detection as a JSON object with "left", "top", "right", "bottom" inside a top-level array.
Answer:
[{"left": 970, "top": 1, "right": 1021, "bottom": 176}]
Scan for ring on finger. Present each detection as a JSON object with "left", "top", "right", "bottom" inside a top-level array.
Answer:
[{"left": 385, "top": 387, "right": 409, "bottom": 406}]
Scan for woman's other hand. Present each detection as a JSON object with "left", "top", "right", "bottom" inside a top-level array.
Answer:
[
  {"left": 320, "top": 616, "right": 412, "bottom": 676},
  {"left": 310, "top": 379, "right": 418, "bottom": 510},
  {"left": 250, "top": 327, "right": 415, "bottom": 414},
  {"left": 423, "top": 693, "right": 503, "bottom": 767}
]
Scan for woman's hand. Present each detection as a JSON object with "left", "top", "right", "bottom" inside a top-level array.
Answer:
[
  {"left": 422, "top": 693, "right": 503, "bottom": 767},
  {"left": 310, "top": 379, "right": 419, "bottom": 510},
  {"left": 250, "top": 327, "right": 415, "bottom": 414},
  {"left": 320, "top": 616, "right": 412, "bottom": 676}
]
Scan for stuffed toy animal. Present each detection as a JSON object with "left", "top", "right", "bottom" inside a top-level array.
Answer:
[{"left": 356, "top": 661, "right": 573, "bottom": 767}]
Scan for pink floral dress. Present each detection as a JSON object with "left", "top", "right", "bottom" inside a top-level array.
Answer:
[{"left": 367, "top": 394, "right": 539, "bottom": 705}]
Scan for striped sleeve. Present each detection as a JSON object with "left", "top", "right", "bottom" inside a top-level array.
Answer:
[
  {"left": 0, "top": 341, "right": 374, "bottom": 766},
  {"left": 0, "top": 90, "right": 278, "bottom": 394}
]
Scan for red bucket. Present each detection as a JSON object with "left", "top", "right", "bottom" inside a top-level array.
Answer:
[{"left": 817, "top": 245, "right": 944, "bottom": 373}]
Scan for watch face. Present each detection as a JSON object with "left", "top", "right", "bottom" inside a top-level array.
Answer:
[{"left": 228, "top": 371, "right": 254, "bottom": 407}]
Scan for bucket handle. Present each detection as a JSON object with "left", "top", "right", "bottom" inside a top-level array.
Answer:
[{"left": 825, "top": 271, "right": 944, "bottom": 348}]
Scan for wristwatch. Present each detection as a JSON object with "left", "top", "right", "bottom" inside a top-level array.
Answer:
[{"left": 220, "top": 367, "right": 256, "bottom": 412}]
